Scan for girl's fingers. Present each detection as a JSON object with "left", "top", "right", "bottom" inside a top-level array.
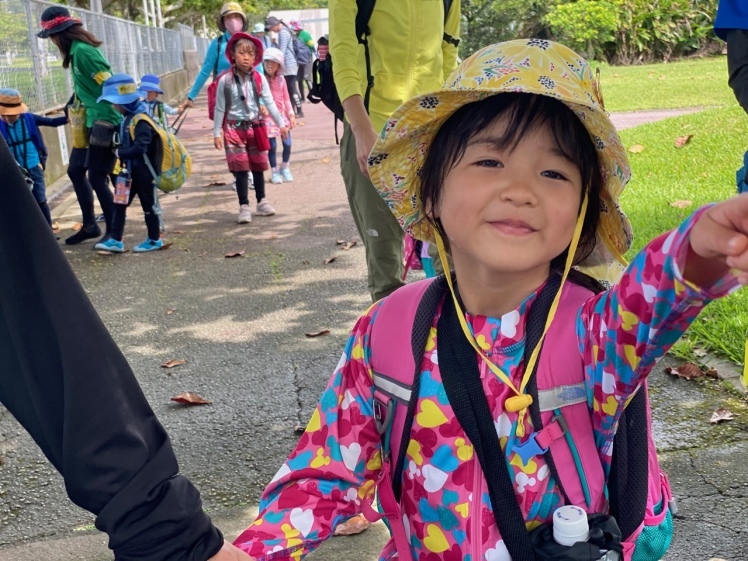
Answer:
[{"left": 692, "top": 212, "right": 748, "bottom": 260}]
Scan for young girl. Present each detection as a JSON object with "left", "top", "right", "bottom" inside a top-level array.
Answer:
[
  {"left": 232, "top": 40, "right": 748, "bottom": 560},
  {"left": 262, "top": 48, "right": 296, "bottom": 184},
  {"left": 95, "top": 74, "right": 163, "bottom": 253},
  {"left": 213, "top": 32, "right": 288, "bottom": 224}
]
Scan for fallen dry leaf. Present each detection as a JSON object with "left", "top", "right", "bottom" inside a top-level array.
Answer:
[
  {"left": 705, "top": 367, "right": 719, "bottom": 379},
  {"left": 694, "top": 348, "right": 708, "bottom": 358},
  {"left": 72, "top": 222, "right": 83, "bottom": 231},
  {"left": 305, "top": 329, "right": 331, "bottom": 338},
  {"left": 160, "top": 242, "right": 174, "bottom": 250},
  {"left": 210, "top": 174, "right": 219, "bottom": 179},
  {"left": 206, "top": 181, "right": 227, "bottom": 187},
  {"left": 171, "top": 230, "right": 185, "bottom": 234},
  {"left": 321, "top": 157, "right": 331, "bottom": 164},
  {"left": 166, "top": 308, "right": 177, "bottom": 315},
  {"left": 669, "top": 200, "right": 692, "bottom": 209},
  {"left": 334, "top": 514, "right": 371, "bottom": 536},
  {"left": 710, "top": 408, "right": 734, "bottom": 424},
  {"left": 324, "top": 256, "right": 337, "bottom": 264},
  {"left": 664, "top": 362, "right": 703, "bottom": 380},
  {"left": 302, "top": 259, "right": 310, "bottom": 264},
  {"left": 336, "top": 239, "right": 346, "bottom": 245},
  {"left": 628, "top": 144, "right": 645, "bottom": 154},
  {"left": 341, "top": 241, "right": 357, "bottom": 250},
  {"left": 161, "top": 358, "right": 188, "bottom": 369},
  {"left": 170, "top": 392, "right": 212, "bottom": 405},
  {"left": 225, "top": 249, "right": 246, "bottom": 258},
  {"left": 97, "top": 250, "right": 117, "bottom": 256},
  {"left": 674, "top": 134, "right": 693, "bottom": 148}
]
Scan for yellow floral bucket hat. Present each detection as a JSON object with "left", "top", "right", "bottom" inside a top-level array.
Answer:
[{"left": 367, "top": 39, "right": 633, "bottom": 284}]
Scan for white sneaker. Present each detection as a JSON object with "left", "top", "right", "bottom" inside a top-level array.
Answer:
[
  {"left": 237, "top": 204, "right": 252, "bottom": 224},
  {"left": 256, "top": 199, "right": 276, "bottom": 216}
]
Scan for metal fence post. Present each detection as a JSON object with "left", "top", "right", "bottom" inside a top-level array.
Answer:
[{"left": 24, "top": 0, "right": 46, "bottom": 109}]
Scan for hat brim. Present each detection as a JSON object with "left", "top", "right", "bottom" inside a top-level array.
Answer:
[
  {"left": 37, "top": 19, "right": 81, "bottom": 38},
  {"left": 368, "top": 87, "right": 633, "bottom": 273},
  {"left": 97, "top": 92, "right": 141, "bottom": 104},
  {"left": 0, "top": 102, "right": 28, "bottom": 116},
  {"left": 139, "top": 85, "right": 164, "bottom": 93}
]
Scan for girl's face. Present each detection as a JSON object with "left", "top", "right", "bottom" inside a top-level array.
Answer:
[
  {"left": 264, "top": 60, "right": 280, "bottom": 76},
  {"left": 146, "top": 91, "right": 158, "bottom": 101},
  {"left": 0, "top": 114, "right": 19, "bottom": 125},
  {"left": 436, "top": 115, "right": 584, "bottom": 282},
  {"left": 233, "top": 44, "right": 255, "bottom": 72}
]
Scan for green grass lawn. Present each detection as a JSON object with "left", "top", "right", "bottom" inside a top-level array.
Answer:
[
  {"left": 600, "top": 56, "right": 735, "bottom": 112},
  {"left": 619, "top": 105, "right": 748, "bottom": 363}
]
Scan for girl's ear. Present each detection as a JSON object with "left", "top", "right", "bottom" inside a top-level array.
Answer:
[{"left": 423, "top": 195, "right": 440, "bottom": 220}]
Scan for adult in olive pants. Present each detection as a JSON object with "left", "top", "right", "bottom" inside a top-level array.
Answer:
[{"left": 340, "top": 122, "right": 405, "bottom": 301}]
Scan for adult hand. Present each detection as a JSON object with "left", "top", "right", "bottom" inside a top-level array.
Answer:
[
  {"left": 214, "top": 136, "right": 224, "bottom": 150},
  {"left": 687, "top": 194, "right": 748, "bottom": 286},
  {"left": 207, "top": 540, "right": 255, "bottom": 561},
  {"left": 181, "top": 98, "right": 194, "bottom": 111},
  {"left": 342, "top": 95, "right": 378, "bottom": 177}
]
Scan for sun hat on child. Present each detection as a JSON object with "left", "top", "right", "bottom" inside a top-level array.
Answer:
[
  {"left": 262, "top": 47, "right": 285, "bottom": 69},
  {"left": 225, "top": 32, "right": 264, "bottom": 67},
  {"left": 97, "top": 73, "right": 142, "bottom": 105},
  {"left": 367, "top": 39, "right": 633, "bottom": 281},
  {"left": 138, "top": 74, "right": 163, "bottom": 94},
  {"left": 253, "top": 22, "right": 265, "bottom": 33},
  {"left": 0, "top": 88, "right": 28, "bottom": 116}
]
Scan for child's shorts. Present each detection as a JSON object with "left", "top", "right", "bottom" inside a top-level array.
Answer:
[{"left": 224, "top": 122, "right": 269, "bottom": 173}]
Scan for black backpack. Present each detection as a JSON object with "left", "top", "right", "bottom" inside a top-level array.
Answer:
[{"left": 307, "top": 0, "right": 458, "bottom": 143}]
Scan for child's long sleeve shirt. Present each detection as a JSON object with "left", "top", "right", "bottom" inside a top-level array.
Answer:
[
  {"left": 213, "top": 70, "right": 285, "bottom": 138},
  {"left": 234, "top": 207, "right": 740, "bottom": 561}
]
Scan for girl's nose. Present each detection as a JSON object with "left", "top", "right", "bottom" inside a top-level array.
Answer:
[{"left": 499, "top": 178, "right": 537, "bottom": 206}]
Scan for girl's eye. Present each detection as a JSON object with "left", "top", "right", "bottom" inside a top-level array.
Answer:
[
  {"left": 474, "top": 159, "right": 503, "bottom": 168},
  {"left": 541, "top": 170, "right": 569, "bottom": 181}
]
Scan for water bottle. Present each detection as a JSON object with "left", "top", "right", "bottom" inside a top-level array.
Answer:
[{"left": 551, "top": 506, "right": 621, "bottom": 560}]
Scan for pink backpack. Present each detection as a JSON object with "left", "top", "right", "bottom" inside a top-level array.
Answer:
[{"left": 362, "top": 276, "right": 675, "bottom": 561}]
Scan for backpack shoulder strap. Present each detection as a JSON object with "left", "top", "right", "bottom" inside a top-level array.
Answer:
[
  {"left": 355, "top": 0, "right": 376, "bottom": 42},
  {"left": 213, "top": 35, "right": 224, "bottom": 79},
  {"left": 442, "top": 0, "right": 460, "bottom": 47}
]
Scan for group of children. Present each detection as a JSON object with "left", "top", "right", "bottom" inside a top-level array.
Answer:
[{"left": 5, "top": 30, "right": 299, "bottom": 247}]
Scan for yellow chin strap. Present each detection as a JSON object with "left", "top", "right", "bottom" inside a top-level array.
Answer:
[{"left": 434, "top": 194, "right": 589, "bottom": 437}]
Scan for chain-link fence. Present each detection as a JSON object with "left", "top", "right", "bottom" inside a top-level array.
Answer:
[
  {"left": 179, "top": 22, "right": 211, "bottom": 61},
  {"left": 0, "top": 0, "right": 197, "bottom": 113}
]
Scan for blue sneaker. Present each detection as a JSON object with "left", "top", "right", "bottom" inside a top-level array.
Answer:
[
  {"left": 94, "top": 238, "right": 125, "bottom": 253},
  {"left": 133, "top": 238, "right": 164, "bottom": 252},
  {"left": 280, "top": 166, "right": 294, "bottom": 182}
]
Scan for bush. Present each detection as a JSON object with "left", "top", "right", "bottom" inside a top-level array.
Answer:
[{"left": 545, "top": 1, "right": 618, "bottom": 60}]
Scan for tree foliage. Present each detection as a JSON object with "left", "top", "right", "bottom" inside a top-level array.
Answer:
[{"left": 459, "top": 0, "right": 721, "bottom": 64}]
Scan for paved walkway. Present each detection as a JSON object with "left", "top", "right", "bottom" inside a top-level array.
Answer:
[{"left": 1, "top": 99, "right": 745, "bottom": 561}]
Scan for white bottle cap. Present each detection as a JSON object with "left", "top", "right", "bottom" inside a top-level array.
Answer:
[{"left": 553, "top": 505, "right": 590, "bottom": 547}]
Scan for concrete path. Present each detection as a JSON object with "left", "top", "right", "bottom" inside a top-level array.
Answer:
[
  {"left": 609, "top": 107, "right": 705, "bottom": 131},
  {"left": 1, "top": 99, "right": 745, "bottom": 561}
]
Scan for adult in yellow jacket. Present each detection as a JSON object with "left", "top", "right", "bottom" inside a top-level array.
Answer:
[{"left": 330, "top": 0, "right": 461, "bottom": 301}]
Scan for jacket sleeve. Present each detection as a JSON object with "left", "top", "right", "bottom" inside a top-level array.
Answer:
[
  {"left": 579, "top": 206, "right": 741, "bottom": 459},
  {"left": 442, "top": 0, "right": 461, "bottom": 81},
  {"left": 117, "top": 120, "right": 152, "bottom": 162},
  {"left": 189, "top": 37, "right": 220, "bottom": 101},
  {"left": 0, "top": 135, "right": 223, "bottom": 561},
  {"left": 80, "top": 46, "right": 113, "bottom": 87},
  {"left": 329, "top": 0, "right": 363, "bottom": 104},
  {"left": 163, "top": 103, "right": 180, "bottom": 116},
  {"left": 233, "top": 303, "right": 386, "bottom": 560},
  {"left": 33, "top": 113, "right": 68, "bottom": 127},
  {"left": 213, "top": 74, "right": 228, "bottom": 138}
]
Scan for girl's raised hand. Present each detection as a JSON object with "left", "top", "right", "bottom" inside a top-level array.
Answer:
[{"left": 687, "top": 194, "right": 748, "bottom": 286}]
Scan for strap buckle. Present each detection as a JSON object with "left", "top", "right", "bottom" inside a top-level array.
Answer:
[
  {"left": 513, "top": 415, "right": 568, "bottom": 464},
  {"left": 373, "top": 398, "right": 395, "bottom": 436}
]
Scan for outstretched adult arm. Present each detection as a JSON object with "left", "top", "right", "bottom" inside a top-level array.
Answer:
[{"left": 0, "top": 135, "right": 227, "bottom": 560}]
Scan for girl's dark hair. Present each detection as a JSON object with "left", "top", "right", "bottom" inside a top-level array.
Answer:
[
  {"left": 419, "top": 93, "right": 603, "bottom": 271},
  {"left": 51, "top": 26, "right": 103, "bottom": 69}
]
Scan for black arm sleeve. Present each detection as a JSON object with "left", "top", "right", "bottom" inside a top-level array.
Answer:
[
  {"left": 118, "top": 120, "right": 153, "bottom": 162},
  {"left": 727, "top": 29, "right": 748, "bottom": 114},
  {"left": 0, "top": 135, "right": 223, "bottom": 560}
]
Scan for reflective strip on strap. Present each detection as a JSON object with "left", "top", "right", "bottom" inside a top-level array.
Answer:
[
  {"left": 537, "top": 383, "right": 587, "bottom": 412},
  {"left": 372, "top": 372, "right": 412, "bottom": 404}
]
